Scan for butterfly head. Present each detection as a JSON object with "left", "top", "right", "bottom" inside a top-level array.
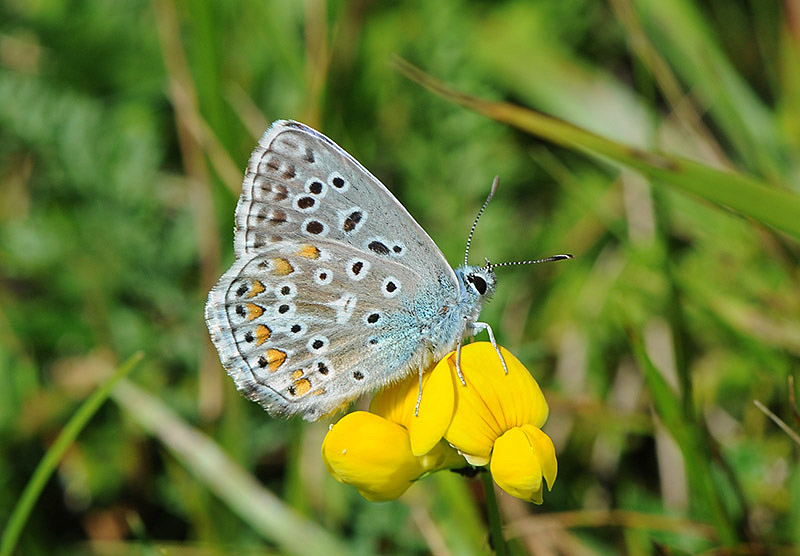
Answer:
[
  {"left": 456, "top": 264, "right": 497, "bottom": 303},
  {"left": 466, "top": 266, "right": 497, "bottom": 297},
  {"left": 459, "top": 176, "right": 572, "bottom": 305}
]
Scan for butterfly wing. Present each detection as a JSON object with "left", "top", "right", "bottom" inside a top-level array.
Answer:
[
  {"left": 206, "top": 121, "right": 460, "bottom": 420},
  {"left": 206, "top": 238, "right": 454, "bottom": 420},
  {"left": 234, "top": 120, "right": 454, "bottom": 283}
]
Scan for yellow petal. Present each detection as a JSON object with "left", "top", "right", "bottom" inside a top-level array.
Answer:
[
  {"left": 489, "top": 425, "right": 557, "bottom": 504},
  {"left": 439, "top": 352, "right": 499, "bottom": 462},
  {"left": 369, "top": 374, "right": 413, "bottom": 425},
  {"left": 321, "top": 411, "right": 465, "bottom": 501},
  {"left": 522, "top": 424, "right": 558, "bottom": 490},
  {"left": 444, "top": 343, "right": 549, "bottom": 461},
  {"left": 370, "top": 363, "right": 455, "bottom": 457},
  {"left": 321, "top": 411, "right": 425, "bottom": 501},
  {"left": 409, "top": 361, "right": 455, "bottom": 456}
]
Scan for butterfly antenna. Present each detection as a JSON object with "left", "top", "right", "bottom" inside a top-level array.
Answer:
[
  {"left": 485, "top": 254, "right": 574, "bottom": 271},
  {"left": 464, "top": 176, "right": 500, "bottom": 266}
]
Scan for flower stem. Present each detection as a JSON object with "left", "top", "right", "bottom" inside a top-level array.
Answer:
[{"left": 480, "top": 470, "right": 508, "bottom": 556}]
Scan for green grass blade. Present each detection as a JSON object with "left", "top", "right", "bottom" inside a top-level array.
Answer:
[
  {"left": 628, "top": 333, "right": 737, "bottom": 546},
  {"left": 0, "top": 353, "right": 144, "bottom": 556},
  {"left": 110, "top": 380, "right": 352, "bottom": 556},
  {"left": 395, "top": 60, "right": 800, "bottom": 241},
  {"left": 632, "top": 0, "right": 785, "bottom": 179}
]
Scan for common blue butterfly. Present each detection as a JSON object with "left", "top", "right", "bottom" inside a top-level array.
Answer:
[{"left": 205, "top": 121, "right": 570, "bottom": 420}]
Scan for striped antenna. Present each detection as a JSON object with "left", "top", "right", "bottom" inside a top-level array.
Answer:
[
  {"left": 464, "top": 176, "right": 499, "bottom": 266},
  {"left": 484, "top": 254, "right": 574, "bottom": 271}
]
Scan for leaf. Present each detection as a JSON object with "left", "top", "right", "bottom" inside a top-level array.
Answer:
[{"left": 395, "top": 59, "right": 800, "bottom": 242}]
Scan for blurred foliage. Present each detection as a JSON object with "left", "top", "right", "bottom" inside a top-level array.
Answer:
[{"left": 1, "top": 0, "right": 799, "bottom": 555}]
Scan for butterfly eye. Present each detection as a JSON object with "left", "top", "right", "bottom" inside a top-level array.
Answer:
[{"left": 468, "top": 274, "right": 487, "bottom": 295}]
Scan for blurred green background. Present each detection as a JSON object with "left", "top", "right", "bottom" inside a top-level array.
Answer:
[{"left": 1, "top": 0, "right": 799, "bottom": 554}]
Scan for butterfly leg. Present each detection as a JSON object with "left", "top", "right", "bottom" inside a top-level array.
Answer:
[
  {"left": 414, "top": 366, "right": 424, "bottom": 416},
  {"left": 473, "top": 322, "right": 508, "bottom": 374},
  {"left": 455, "top": 337, "right": 467, "bottom": 386}
]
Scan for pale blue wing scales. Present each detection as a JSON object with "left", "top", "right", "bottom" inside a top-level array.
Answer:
[{"left": 205, "top": 238, "right": 445, "bottom": 420}]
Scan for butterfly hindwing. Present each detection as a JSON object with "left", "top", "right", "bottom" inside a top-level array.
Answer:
[{"left": 206, "top": 238, "right": 439, "bottom": 420}]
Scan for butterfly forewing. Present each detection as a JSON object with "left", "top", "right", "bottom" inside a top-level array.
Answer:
[{"left": 235, "top": 121, "right": 453, "bottom": 285}]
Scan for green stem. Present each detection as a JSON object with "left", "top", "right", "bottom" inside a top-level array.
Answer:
[
  {"left": 481, "top": 470, "right": 508, "bottom": 556},
  {"left": 0, "top": 352, "right": 143, "bottom": 556}
]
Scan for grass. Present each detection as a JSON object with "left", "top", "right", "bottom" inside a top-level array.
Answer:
[{"left": 1, "top": 0, "right": 799, "bottom": 554}]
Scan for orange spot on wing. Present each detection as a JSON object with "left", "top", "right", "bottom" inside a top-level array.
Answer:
[
  {"left": 255, "top": 324, "right": 271, "bottom": 345},
  {"left": 266, "top": 348, "right": 286, "bottom": 372},
  {"left": 246, "top": 303, "right": 264, "bottom": 321},
  {"left": 271, "top": 257, "right": 294, "bottom": 276},
  {"left": 291, "top": 369, "right": 304, "bottom": 380},
  {"left": 248, "top": 280, "right": 266, "bottom": 298},
  {"left": 311, "top": 387, "right": 326, "bottom": 396},
  {"left": 292, "top": 378, "right": 311, "bottom": 396},
  {"left": 297, "top": 244, "right": 321, "bottom": 259}
]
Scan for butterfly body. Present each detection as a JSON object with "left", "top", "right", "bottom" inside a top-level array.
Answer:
[{"left": 206, "top": 120, "right": 497, "bottom": 421}]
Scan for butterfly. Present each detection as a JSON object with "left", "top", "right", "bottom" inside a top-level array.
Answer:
[{"left": 205, "top": 120, "right": 570, "bottom": 421}]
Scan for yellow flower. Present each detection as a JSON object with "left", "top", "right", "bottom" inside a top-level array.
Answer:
[
  {"left": 321, "top": 342, "right": 557, "bottom": 504},
  {"left": 424, "top": 342, "right": 557, "bottom": 503},
  {"left": 321, "top": 409, "right": 465, "bottom": 502}
]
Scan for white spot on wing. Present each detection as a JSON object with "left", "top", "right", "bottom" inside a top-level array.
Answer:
[
  {"left": 328, "top": 172, "right": 350, "bottom": 193},
  {"left": 346, "top": 258, "right": 370, "bottom": 281},
  {"left": 391, "top": 241, "right": 405, "bottom": 257},
  {"left": 314, "top": 268, "right": 333, "bottom": 286},
  {"left": 305, "top": 178, "right": 328, "bottom": 198},
  {"left": 274, "top": 301, "right": 296, "bottom": 317},
  {"left": 307, "top": 336, "right": 330, "bottom": 353},
  {"left": 338, "top": 206, "right": 367, "bottom": 235},
  {"left": 287, "top": 322, "right": 306, "bottom": 336},
  {"left": 276, "top": 282, "right": 296, "bottom": 298},
  {"left": 381, "top": 276, "right": 401, "bottom": 299},
  {"left": 327, "top": 293, "right": 357, "bottom": 324},
  {"left": 301, "top": 218, "right": 328, "bottom": 237},
  {"left": 292, "top": 193, "right": 319, "bottom": 213}
]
